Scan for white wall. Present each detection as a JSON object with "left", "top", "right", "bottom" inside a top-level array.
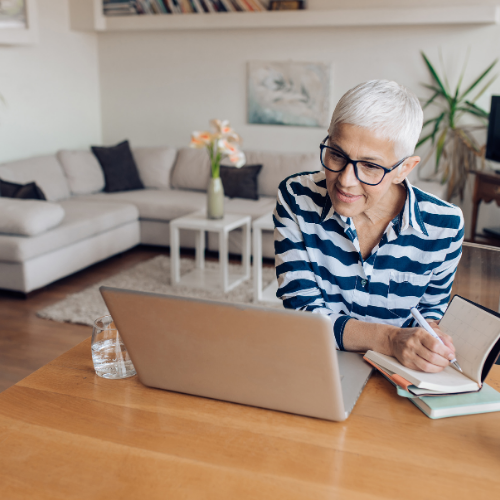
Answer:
[
  {"left": 1, "top": 1, "right": 498, "bottom": 238},
  {"left": 98, "top": 10, "right": 500, "bottom": 236},
  {"left": 0, "top": 0, "right": 102, "bottom": 164}
]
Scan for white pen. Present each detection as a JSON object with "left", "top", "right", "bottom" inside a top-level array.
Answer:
[{"left": 410, "top": 307, "right": 463, "bottom": 372}]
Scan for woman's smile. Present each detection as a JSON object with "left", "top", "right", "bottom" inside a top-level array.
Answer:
[{"left": 334, "top": 186, "right": 363, "bottom": 204}]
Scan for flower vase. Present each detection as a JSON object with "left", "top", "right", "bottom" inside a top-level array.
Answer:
[{"left": 207, "top": 176, "right": 224, "bottom": 219}]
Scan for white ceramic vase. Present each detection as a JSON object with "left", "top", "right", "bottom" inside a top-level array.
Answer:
[{"left": 207, "top": 176, "right": 224, "bottom": 219}]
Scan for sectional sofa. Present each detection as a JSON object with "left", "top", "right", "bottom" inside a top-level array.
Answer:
[{"left": 0, "top": 146, "right": 320, "bottom": 293}]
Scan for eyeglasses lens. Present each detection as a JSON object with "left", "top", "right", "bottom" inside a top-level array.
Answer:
[{"left": 321, "top": 148, "right": 385, "bottom": 184}]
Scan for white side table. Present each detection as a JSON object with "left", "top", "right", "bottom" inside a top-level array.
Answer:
[
  {"left": 252, "top": 212, "right": 281, "bottom": 304},
  {"left": 170, "top": 211, "right": 251, "bottom": 293}
]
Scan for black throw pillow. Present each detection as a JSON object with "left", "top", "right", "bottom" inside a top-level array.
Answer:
[
  {"left": 91, "top": 140, "right": 144, "bottom": 192},
  {"left": 0, "top": 179, "right": 46, "bottom": 200},
  {"left": 220, "top": 164, "right": 263, "bottom": 200}
]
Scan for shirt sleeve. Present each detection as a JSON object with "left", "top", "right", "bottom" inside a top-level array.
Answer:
[
  {"left": 273, "top": 178, "right": 353, "bottom": 350},
  {"left": 413, "top": 209, "right": 465, "bottom": 323}
]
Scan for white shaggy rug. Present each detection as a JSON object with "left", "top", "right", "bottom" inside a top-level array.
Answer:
[{"left": 37, "top": 255, "right": 280, "bottom": 326}]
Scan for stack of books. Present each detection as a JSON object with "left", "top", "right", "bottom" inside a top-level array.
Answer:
[
  {"left": 103, "top": 0, "right": 269, "bottom": 15},
  {"left": 103, "top": 0, "right": 139, "bottom": 15}
]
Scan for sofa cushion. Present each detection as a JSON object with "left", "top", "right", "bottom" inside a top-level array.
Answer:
[
  {"left": 91, "top": 140, "right": 144, "bottom": 192},
  {"left": 132, "top": 147, "right": 177, "bottom": 189},
  {"left": 0, "top": 199, "right": 65, "bottom": 236},
  {"left": 76, "top": 189, "right": 207, "bottom": 222},
  {"left": 57, "top": 150, "right": 105, "bottom": 195},
  {"left": 0, "top": 179, "right": 46, "bottom": 200},
  {"left": 170, "top": 147, "right": 211, "bottom": 192},
  {"left": 0, "top": 155, "right": 71, "bottom": 201},
  {"left": 0, "top": 200, "right": 138, "bottom": 263},
  {"left": 243, "top": 150, "right": 321, "bottom": 198},
  {"left": 220, "top": 164, "right": 262, "bottom": 200}
]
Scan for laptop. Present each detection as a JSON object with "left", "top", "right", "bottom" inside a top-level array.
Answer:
[{"left": 100, "top": 286, "right": 373, "bottom": 421}]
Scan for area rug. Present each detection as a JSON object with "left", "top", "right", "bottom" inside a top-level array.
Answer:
[{"left": 37, "top": 255, "right": 280, "bottom": 326}]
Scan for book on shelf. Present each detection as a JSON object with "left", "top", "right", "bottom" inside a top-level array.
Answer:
[
  {"left": 234, "top": 0, "right": 253, "bottom": 11},
  {"left": 103, "top": 0, "right": 138, "bottom": 15},
  {"left": 218, "top": 0, "right": 235, "bottom": 11},
  {"left": 248, "top": 0, "right": 266, "bottom": 11},
  {"left": 102, "top": 0, "right": 269, "bottom": 14},
  {"left": 168, "top": 0, "right": 181, "bottom": 13},
  {"left": 364, "top": 295, "right": 500, "bottom": 397}
]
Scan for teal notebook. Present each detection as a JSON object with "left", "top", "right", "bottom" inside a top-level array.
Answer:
[{"left": 410, "top": 383, "right": 500, "bottom": 419}]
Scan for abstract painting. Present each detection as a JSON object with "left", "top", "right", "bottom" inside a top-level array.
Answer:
[
  {"left": 247, "top": 61, "right": 330, "bottom": 128},
  {"left": 0, "top": 0, "right": 26, "bottom": 29}
]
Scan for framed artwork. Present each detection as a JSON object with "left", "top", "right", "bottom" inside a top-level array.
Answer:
[
  {"left": 0, "top": 0, "right": 38, "bottom": 45},
  {"left": 247, "top": 61, "right": 331, "bottom": 128},
  {"left": 268, "top": 1, "right": 306, "bottom": 10}
]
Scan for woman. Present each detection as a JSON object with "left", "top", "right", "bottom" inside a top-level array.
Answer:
[{"left": 274, "top": 80, "right": 464, "bottom": 373}]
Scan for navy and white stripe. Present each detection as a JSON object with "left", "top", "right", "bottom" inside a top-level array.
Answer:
[{"left": 274, "top": 171, "right": 464, "bottom": 350}]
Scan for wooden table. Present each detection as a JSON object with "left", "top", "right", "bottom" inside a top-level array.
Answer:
[
  {"left": 1, "top": 339, "right": 500, "bottom": 499},
  {"left": 471, "top": 170, "right": 500, "bottom": 243}
]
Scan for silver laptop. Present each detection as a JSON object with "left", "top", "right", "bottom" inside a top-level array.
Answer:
[{"left": 100, "top": 286, "right": 372, "bottom": 421}]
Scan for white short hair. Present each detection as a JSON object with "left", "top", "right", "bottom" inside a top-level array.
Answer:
[{"left": 328, "top": 80, "right": 423, "bottom": 158}]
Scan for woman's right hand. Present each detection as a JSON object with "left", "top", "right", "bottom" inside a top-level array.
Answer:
[{"left": 388, "top": 325, "right": 456, "bottom": 373}]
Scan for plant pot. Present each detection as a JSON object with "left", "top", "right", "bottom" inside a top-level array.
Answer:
[{"left": 207, "top": 176, "right": 224, "bottom": 219}]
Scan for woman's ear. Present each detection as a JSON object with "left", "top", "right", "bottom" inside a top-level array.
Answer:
[{"left": 393, "top": 156, "right": 420, "bottom": 184}]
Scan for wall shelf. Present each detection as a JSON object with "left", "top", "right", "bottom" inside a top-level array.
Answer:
[{"left": 69, "top": 1, "right": 500, "bottom": 32}]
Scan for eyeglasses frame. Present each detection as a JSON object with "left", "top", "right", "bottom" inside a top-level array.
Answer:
[{"left": 319, "top": 136, "right": 409, "bottom": 186}]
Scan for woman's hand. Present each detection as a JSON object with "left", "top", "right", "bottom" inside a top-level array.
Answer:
[{"left": 388, "top": 322, "right": 456, "bottom": 373}]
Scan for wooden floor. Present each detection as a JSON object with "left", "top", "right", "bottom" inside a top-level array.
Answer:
[
  {"left": 0, "top": 247, "right": 167, "bottom": 393},
  {"left": 1, "top": 243, "right": 498, "bottom": 394}
]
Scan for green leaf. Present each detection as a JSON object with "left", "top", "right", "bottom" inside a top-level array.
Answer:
[
  {"left": 422, "top": 116, "right": 439, "bottom": 128},
  {"left": 435, "top": 128, "right": 448, "bottom": 171},
  {"left": 456, "top": 106, "right": 489, "bottom": 121},
  {"left": 431, "top": 112, "right": 445, "bottom": 141},
  {"left": 421, "top": 83, "right": 445, "bottom": 95},
  {"left": 459, "top": 59, "right": 498, "bottom": 101},
  {"left": 455, "top": 47, "right": 470, "bottom": 99},
  {"left": 462, "top": 101, "right": 489, "bottom": 118},
  {"left": 416, "top": 131, "right": 436, "bottom": 149},
  {"left": 468, "top": 75, "right": 497, "bottom": 104},
  {"left": 439, "top": 49, "right": 451, "bottom": 94},
  {"left": 421, "top": 52, "right": 451, "bottom": 103},
  {"left": 423, "top": 90, "right": 441, "bottom": 109}
]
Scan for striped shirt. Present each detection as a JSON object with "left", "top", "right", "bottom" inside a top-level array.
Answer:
[{"left": 273, "top": 171, "right": 464, "bottom": 350}]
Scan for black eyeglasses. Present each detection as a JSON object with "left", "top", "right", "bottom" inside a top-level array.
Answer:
[{"left": 319, "top": 136, "right": 408, "bottom": 186}]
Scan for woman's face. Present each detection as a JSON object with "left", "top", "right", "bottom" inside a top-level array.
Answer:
[{"left": 325, "top": 123, "right": 418, "bottom": 220}]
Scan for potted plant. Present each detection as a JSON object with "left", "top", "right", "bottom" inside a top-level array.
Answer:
[
  {"left": 190, "top": 119, "right": 245, "bottom": 219},
  {"left": 417, "top": 51, "right": 497, "bottom": 201}
]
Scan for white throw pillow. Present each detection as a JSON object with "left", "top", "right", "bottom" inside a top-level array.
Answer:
[
  {"left": 132, "top": 147, "right": 177, "bottom": 189},
  {"left": 57, "top": 150, "right": 106, "bottom": 195},
  {"left": 0, "top": 199, "right": 65, "bottom": 236}
]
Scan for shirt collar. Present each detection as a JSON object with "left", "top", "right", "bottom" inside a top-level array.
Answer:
[
  {"left": 399, "top": 178, "right": 428, "bottom": 236},
  {"left": 319, "top": 178, "right": 428, "bottom": 237}
]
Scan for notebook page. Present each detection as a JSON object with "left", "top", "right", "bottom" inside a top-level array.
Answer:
[
  {"left": 365, "top": 351, "right": 479, "bottom": 393},
  {"left": 440, "top": 297, "right": 500, "bottom": 383}
]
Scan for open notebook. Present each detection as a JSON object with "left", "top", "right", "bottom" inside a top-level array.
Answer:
[{"left": 364, "top": 296, "right": 500, "bottom": 397}]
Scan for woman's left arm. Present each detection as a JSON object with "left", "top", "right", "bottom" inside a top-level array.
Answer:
[{"left": 416, "top": 214, "right": 465, "bottom": 322}]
